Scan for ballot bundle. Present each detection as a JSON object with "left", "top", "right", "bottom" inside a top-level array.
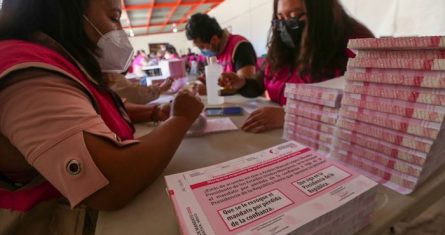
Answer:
[
  {"left": 165, "top": 141, "right": 378, "bottom": 235},
  {"left": 331, "top": 36, "right": 445, "bottom": 194},
  {"left": 158, "top": 59, "right": 187, "bottom": 78},
  {"left": 283, "top": 77, "right": 345, "bottom": 155}
]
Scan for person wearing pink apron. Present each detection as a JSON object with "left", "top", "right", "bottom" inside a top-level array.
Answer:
[
  {"left": 0, "top": 0, "right": 204, "bottom": 234},
  {"left": 219, "top": 0, "right": 374, "bottom": 133},
  {"left": 186, "top": 13, "right": 258, "bottom": 94}
]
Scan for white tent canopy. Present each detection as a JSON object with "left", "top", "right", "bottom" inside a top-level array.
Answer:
[
  {"left": 126, "top": 0, "right": 445, "bottom": 55},
  {"left": 206, "top": 0, "right": 445, "bottom": 55}
]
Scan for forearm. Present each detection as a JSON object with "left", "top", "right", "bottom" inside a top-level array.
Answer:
[
  {"left": 125, "top": 102, "right": 156, "bottom": 123},
  {"left": 123, "top": 116, "right": 191, "bottom": 193},
  {"left": 238, "top": 72, "right": 266, "bottom": 98},
  {"left": 236, "top": 65, "right": 256, "bottom": 80},
  {"left": 116, "top": 85, "right": 161, "bottom": 105},
  {"left": 83, "top": 116, "right": 192, "bottom": 210}
]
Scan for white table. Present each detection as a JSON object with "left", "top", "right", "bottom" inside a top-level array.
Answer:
[{"left": 95, "top": 96, "right": 445, "bottom": 235}]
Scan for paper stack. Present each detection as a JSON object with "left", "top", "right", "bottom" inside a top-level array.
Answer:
[
  {"left": 283, "top": 77, "right": 346, "bottom": 155},
  {"left": 331, "top": 36, "right": 445, "bottom": 194},
  {"left": 187, "top": 117, "right": 239, "bottom": 137},
  {"left": 159, "top": 59, "right": 187, "bottom": 78},
  {"left": 165, "top": 141, "right": 378, "bottom": 235}
]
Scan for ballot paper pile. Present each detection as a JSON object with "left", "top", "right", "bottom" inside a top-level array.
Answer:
[
  {"left": 283, "top": 77, "right": 345, "bottom": 155},
  {"left": 165, "top": 141, "right": 378, "bottom": 235},
  {"left": 331, "top": 36, "right": 445, "bottom": 194}
]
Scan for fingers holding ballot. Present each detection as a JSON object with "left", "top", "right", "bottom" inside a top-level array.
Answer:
[{"left": 218, "top": 72, "right": 246, "bottom": 90}]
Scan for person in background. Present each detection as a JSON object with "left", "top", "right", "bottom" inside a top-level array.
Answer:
[
  {"left": 132, "top": 50, "right": 148, "bottom": 76},
  {"left": 104, "top": 72, "right": 174, "bottom": 105},
  {"left": 219, "top": 0, "right": 373, "bottom": 133},
  {"left": 0, "top": 0, "right": 204, "bottom": 234},
  {"left": 163, "top": 44, "right": 190, "bottom": 93},
  {"left": 156, "top": 50, "right": 165, "bottom": 61},
  {"left": 120, "top": 47, "right": 174, "bottom": 104},
  {"left": 185, "top": 13, "right": 258, "bottom": 94},
  {"left": 164, "top": 44, "right": 179, "bottom": 60},
  {"left": 147, "top": 52, "right": 159, "bottom": 66}
]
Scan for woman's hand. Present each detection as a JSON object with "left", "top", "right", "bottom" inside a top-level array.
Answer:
[
  {"left": 218, "top": 72, "right": 246, "bottom": 90},
  {"left": 171, "top": 90, "right": 204, "bottom": 124},
  {"left": 152, "top": 103, "right": 171, "bottom": 122},
  {"left": 241, "top": 106, "right": 285, "bottom": 133},
  {"left": 191, "top": 81, "right": 207, "bottom": 96}
]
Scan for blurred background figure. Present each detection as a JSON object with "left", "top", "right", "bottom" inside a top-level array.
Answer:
[
  {"left": 132, "top": 50, "right": 148, "bottom": 77},
  {"left": 147, "top": 52, "right": 159, "bottom": 66},
  {"left": 164, "top": 44, "right": 179, "bottom": 60}
]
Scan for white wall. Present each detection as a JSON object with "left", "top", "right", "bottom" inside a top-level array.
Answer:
[
  {"left": 340, "top": 0, "right": 398, "bottom": 37},
  {"left": 394, "top": 0, "right": 445, "bottom": 36},
  {"left": 129, "top": 32, "right": 189, "bottom": 55},
  {"left": 340, "top": 0, "right": 445, "bottom": 37},
  {"left": 208, "top": 0, "right": 273, "bottom": 56}
]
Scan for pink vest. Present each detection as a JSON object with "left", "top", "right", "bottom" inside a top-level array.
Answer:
[
  {"left": 264, "top": 49, "right": 357, "bottom": 106},
  {"left": 0, "top": 40, "right": 135, "bottom": 212},
  {"left": 216, "top": 34, "right": 249, "bottom": 73}
]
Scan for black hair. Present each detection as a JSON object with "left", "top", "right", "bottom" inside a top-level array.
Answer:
[
  {"left": 185, "top": 13, "right": 224, "bottom": 43},
  {"left": 165, "top": 44, "right": 178, "bottom": 56},
  {"left": 0, "top": 0, "right": 104, "bottom": 86},
  {"left": 267, "top": 0, "right": 373, "bottom": 82}
]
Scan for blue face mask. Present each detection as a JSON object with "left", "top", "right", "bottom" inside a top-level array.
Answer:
[{"left": 201, "top": 49, "right": 218, "bottom": 57}]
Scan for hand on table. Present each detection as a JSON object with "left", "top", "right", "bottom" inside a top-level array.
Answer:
[{"left": 241, "top": 106, "right": 285, "bottom": 133}]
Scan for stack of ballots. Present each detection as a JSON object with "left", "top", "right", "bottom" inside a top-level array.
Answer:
[
  {"left": 165, "top": 141, "right": 378, "bottom": 235},
  {"left": 331, "top": 36, "right": 445, "bottom": 194},
  {"left": 283, "top": 77, "right": 345, "bottom": 155}
]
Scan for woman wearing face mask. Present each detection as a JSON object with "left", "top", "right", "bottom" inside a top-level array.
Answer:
[
  {"left": 219, "top": 0, "right": 373, "bottom": 133},
  {"left": 0, "top": 0, "right": 203, "bottom": 234}
]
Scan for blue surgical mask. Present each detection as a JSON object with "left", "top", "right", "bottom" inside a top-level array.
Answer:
[{"left": 201, "top": 49, "right": 218, "bottom": 57}]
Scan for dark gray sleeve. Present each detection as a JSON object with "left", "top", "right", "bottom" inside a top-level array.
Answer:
[
  {"left": 233, "top": 42, "right": 257, "bottom": 71},
  {"left": 238, "top": 70, "right": 266, "bottom": 98}
]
